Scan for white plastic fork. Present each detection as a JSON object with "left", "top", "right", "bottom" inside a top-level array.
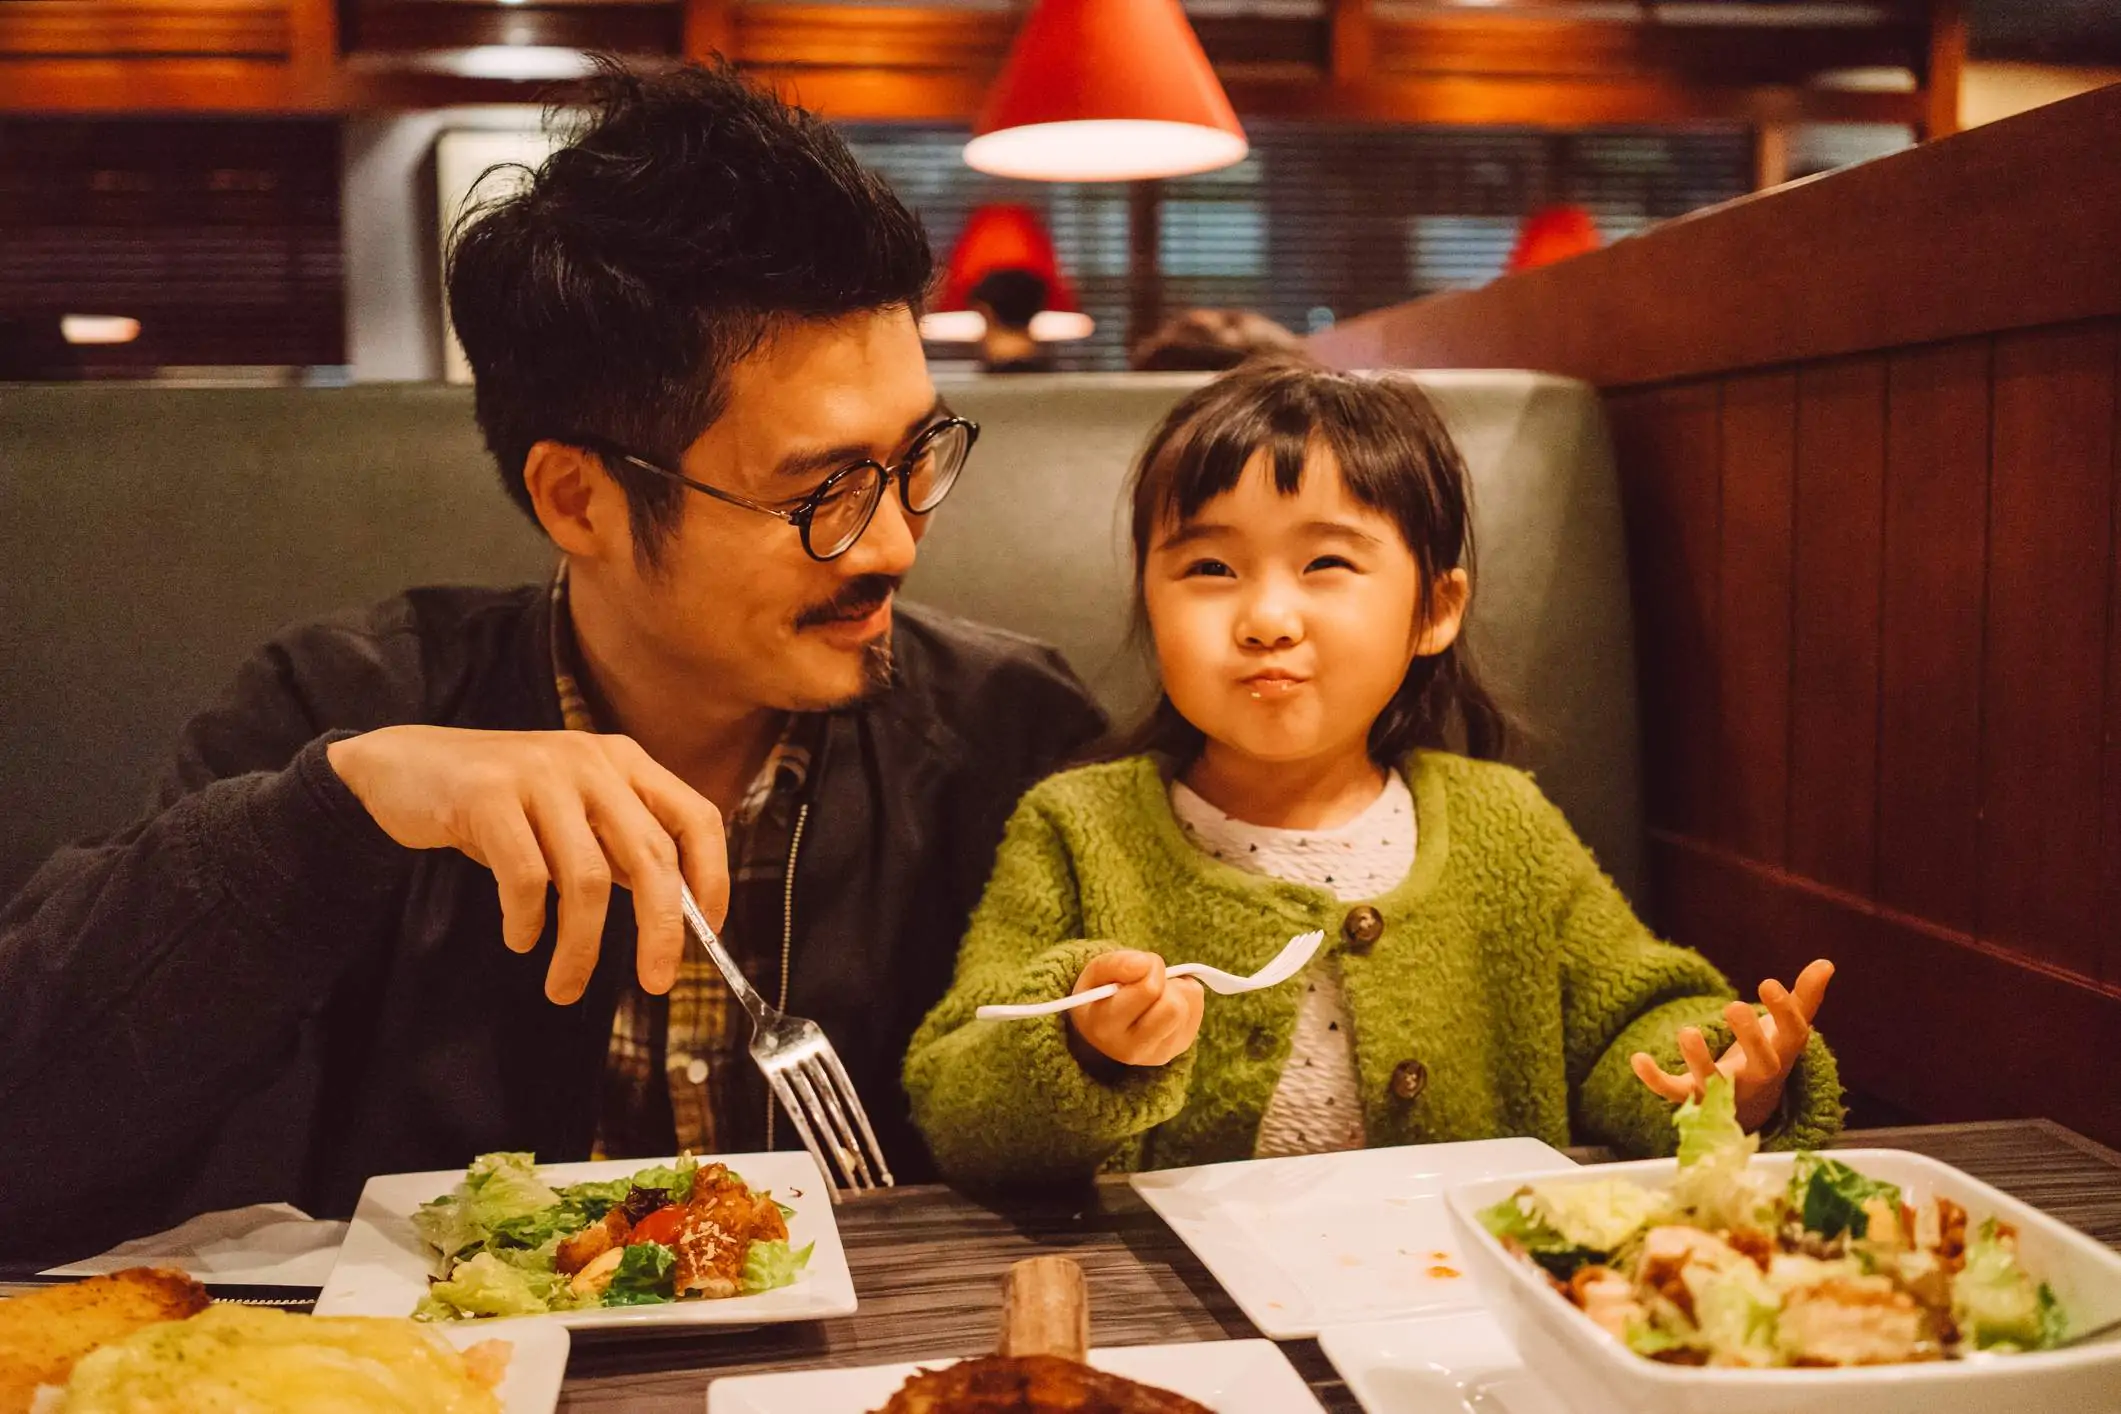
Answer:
[
  {"left": 975, "top": 929, "right": 1328, "bottom": 1021},
  {"left": 679, "top": 883, "right": 892, "bottom": 1199}
]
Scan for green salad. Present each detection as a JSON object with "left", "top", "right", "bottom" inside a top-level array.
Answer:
[
  {"left": 1479, "top": 1077, "right": 2067, "bottom": 1367},
  {"left": 411, "top": 1152, "right": 811, "bottom": 1320}
]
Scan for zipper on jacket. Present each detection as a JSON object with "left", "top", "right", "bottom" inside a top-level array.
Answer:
[{"left": 764, "top": 801, "right": 810, "bottom": 1152}]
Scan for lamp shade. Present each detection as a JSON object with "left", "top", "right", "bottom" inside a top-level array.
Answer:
[
  {"left": 1504, "top": 204, "right": 1603, "bottom": 274},
  {"left": 920, "top": 204, "right": 1094, "bottom": 343},
  {"left": 965, "top": 0, "right": 1247, "bottom": 183}
]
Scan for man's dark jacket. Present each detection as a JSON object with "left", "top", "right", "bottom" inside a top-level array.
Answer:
[{"left": 0, "top": 586, "right": 1104, "bottom": 1261}]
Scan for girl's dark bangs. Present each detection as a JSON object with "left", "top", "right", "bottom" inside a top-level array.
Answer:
[{"left": 1153, "top": 393, "right": 1324, "bottom": 528}]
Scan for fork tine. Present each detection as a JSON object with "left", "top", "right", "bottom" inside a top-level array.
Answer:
[
  {"left": 781, "top": 1062, "right": 860, "bottom": 1191},
  {"left": 765, "top": 1068, "right": 842, "bottom": 1203},
  {"left": 798, "top": 1055, "right": 877, "bottom": 1190},
  {"left": 816, "top": 1046, "right": 894, "bottom": 1187}
]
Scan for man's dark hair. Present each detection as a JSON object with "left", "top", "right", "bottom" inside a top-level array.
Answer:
[
  {"left": 969, "top": 268, "right": 1049, "bottom": 331},
  {"left": 447, "top": 57, "right": 934, "bottom": 562}
]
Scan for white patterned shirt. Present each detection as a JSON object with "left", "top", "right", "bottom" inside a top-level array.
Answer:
[{"left": 1169, "top": 772, "right": 1416, "bottom": 1158}]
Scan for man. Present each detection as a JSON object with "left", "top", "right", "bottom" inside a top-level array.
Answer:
[{"left": 0, "top": 60, "right": 1104, "bottom": 1261}]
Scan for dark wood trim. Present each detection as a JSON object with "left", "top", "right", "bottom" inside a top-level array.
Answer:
[
  {"left": 682, "top": 0, "right": 735, "bottom": 64},
  {"left": 0, "top": 0, "right": 1943, "bottom": 121},
  {"left": 1922, "top": 0, "right": 1967, "bottom": 138},
  {"left": 733, "top": 3, "right": 1010, "bottom": 72},
  {"left": 1126, "top": 180, "right": 1164, "bottom": 361},
  {"left": 1222, "top": 74, "right": 1923, "bottom": 127},
  {"left": 1309, "top": 83, "right": 2121, "bottom": 386},
  {"left": 1329, "top": 0, "right": 1374, "bottom": 86},
  {"left": 0, "top": 0, "right": 288, "bottom": 58},
  {"left": 1372, "top": 13, "right": 1923, "bottom": 83},
  {"left": 0, "top": 56, "right": 318, "bottom": 110}
]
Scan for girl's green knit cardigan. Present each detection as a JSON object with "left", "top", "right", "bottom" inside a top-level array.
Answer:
[{"left": 905, "top": 751, "right": 1841, "bottom": 1186}]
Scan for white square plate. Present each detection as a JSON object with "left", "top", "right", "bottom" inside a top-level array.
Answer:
[
  {"left": 1319, "top": 1311, "right": 1565, "bottom": 1414},
  {"left": 316, "top": 1151, "right": 857, "bottom": 1332},
  {"left": 706, "top": 1339, "right": 1325, "bottom": 1413},
  {"left": 441, "top": 1318, "right": 571, "bottom": 1413},
  {"left": 1129, "top": 1138, "right": 1576, "bottom": 1339}
]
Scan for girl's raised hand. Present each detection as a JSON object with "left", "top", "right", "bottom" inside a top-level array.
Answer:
[
  {"left": 1067, "top": 949, "right": 1206, "bottom": 1068},
  {"left": 1630, "top": 959, "right": 1835, "bottom": 1132}
]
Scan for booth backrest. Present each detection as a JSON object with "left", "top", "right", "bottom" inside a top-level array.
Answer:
[{"left": 0, "top": 371, "right": 1641, "bottom": 901}]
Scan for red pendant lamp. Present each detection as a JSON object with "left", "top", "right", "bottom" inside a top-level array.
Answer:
[
  {"left": 919, "top": 204, "right": 1094, "bottom": 343},
  {"left": 1504, "top": 204, "right": 1603, "bottom": 274},
  {"left": 966, "top": 0, "right": 1248, "bottom": 183}
]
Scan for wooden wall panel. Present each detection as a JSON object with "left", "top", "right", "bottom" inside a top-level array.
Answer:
[
  {"left": 1653, "top": 835, "right": 2121, "bottom": 1147},
  {"left": 1877, "top": 339, "right": 1990, "bottom": 933},
  {"left": 2108, "top": 353, "right": 2121, "bottom": 986},
  {"left": 1313, "top": 93, "right": 2121, "bottom": 1147},
  {"left": 1979, "top": 323, "right": 2116, "bottom": 980},
  {"left": 1610, "top": 383, "right": 1722, "bottom": 845},
  {"left": 1789, "top": 357, "right": 1886, "bottom": 896},
  {"left": 1714, "top": 371, "right": 1795, "bottom": 865}
]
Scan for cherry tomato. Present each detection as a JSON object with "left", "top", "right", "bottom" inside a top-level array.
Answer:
[{"left": 627, "top": 1204, "right": 685, "bottom": 1249}]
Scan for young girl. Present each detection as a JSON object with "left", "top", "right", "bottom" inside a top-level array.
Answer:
[{"left": 905, "top": 358, "right": 1840, "bottom": 1184}]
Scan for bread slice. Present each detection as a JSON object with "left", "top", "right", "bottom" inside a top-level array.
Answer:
[{"left": 0, "top": 1268, "right": 210, "bottom": 1413}]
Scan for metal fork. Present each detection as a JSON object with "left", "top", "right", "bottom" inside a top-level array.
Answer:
[{"left": 679, "top": 884, "right": 894, "bottom": 1198}]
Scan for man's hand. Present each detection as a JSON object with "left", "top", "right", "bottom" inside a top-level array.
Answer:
[
  {"left": 1630, "top": 958, "right": 1835, "bottom": 1132},
  {"left": 327, "top": 727, "right": 727, "bottom": 1004},
  {"left": 1065, "top": 950, "right": 1205, "bottom": 1068}
]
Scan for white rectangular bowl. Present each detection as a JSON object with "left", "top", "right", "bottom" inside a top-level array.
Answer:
[{"left": 1445, "top": 1149, "right": 2121, "bottom": 1414}]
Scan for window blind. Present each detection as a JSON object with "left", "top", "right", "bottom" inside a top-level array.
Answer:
[{"left": 845, "top": 121, "right": 1751, "bottom": 370}]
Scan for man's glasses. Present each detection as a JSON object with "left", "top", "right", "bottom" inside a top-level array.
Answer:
[{"left": 585, "top": 417, "right": 979, "bottom": 562}]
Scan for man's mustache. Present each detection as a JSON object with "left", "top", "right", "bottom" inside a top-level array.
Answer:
[{"left": 794, "top": 575, "right": 902, "bottom": 630}]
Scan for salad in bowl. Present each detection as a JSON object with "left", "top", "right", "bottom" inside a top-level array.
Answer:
[
  {"left": 1445, "top": 1079, "right": 2121, "bottom": 1414},
  {"left": 1474, "top": 1079, "right": 2064, "bottom": 1367}
]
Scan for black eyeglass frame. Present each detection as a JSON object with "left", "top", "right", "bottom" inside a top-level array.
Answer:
[{"left": 579, "top": 416, "right": 979, "bottom": 562}]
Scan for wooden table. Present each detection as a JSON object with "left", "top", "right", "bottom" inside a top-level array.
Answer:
[{"left": 556, "top": 1120, "right": 2121, "bottom": 1410}]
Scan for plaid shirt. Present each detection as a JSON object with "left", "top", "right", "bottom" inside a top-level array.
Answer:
[{"left": 547, "top": 568, "right": 817, "bottom": 1159}]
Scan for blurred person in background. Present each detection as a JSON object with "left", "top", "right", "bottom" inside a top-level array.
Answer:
[
  {"left": 1128, "top": 307, "right": 1303, "bottom": 373},
  {"left": 969, "top": 268, "right": 1054, "bottom": 374}
]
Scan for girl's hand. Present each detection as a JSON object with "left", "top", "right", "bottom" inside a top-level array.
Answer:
[
  {"left": 1630, "top": 959, "right": 1835, "bottom": 1132},
  {"left": 1066, "top": 950, "right": 1206, "bottom": 1068}
]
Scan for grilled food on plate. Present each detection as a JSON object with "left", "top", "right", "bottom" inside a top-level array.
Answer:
[
  {"left": 0, "top": 1269, "right": 210, "bottom": 1413},
  {"left": 873, "top": 1256, "right": 1210, "bottom": 1414}
]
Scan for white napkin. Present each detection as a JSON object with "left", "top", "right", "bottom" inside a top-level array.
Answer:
[{"left": 39, "top": 1203, "right": 348, "bottom": 1287}]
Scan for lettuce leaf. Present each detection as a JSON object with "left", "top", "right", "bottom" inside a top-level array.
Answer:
[
  {"left": 625, "top": 1156, "right": 701, "bottom": 1205},
  {"left": 1788, "top": 1154, "right": 1901, "bottom": 1240},
  {"left": 1687, "top": 1262, "right": 1779, "bottom": 1366},
  {"left": 1955, "top": 1218, "right": 2046, "bottom": 1350},
  {"left": 740, "top": 1239, "right": 814, "bottom": 1295},
  {"left": 1668, "top": 1077, "right": 1776, "bottom": 1231},
  {"left": 1625, "top": 1317, "right": 1690, "bottom": 1358},
  {"left": 416, "top": 1250, "right": 571, "bottom": 1320},
  {"left": 2037, "top": 1282, "right": 2069, "bottom": 1349},
  {"left": 1528, "top": 1178, "right": 1671, "bottom": 1254},
  {"left": 413, "top": 1151, "right": 562, "bottom": 1261},
  {"left": 1479, "top": 1190, "right": 1604, "bottom": 1280},
  {"left": 602, "top": 1241, "right": 678, "bottom": 1307}
]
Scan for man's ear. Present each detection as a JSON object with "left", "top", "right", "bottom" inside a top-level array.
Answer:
[
  {"left": 523, "top": 440, "right": 629, "bottom": 560},
  {"left": 1413, "top": 567, "right": 1471, "bottom": 657}
]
